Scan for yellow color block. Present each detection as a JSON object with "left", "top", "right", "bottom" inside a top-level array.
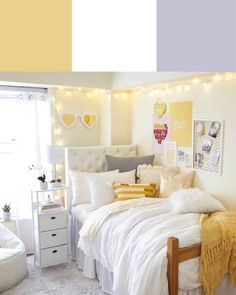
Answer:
[
  {"left": 0, "top": 0, "right": 71, "bottom": 71},
  {"left": 170, "top": 101, "right": 192, "bottom": 147}
]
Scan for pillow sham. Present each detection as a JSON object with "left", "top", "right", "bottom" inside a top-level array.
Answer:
[
  {"left": 105, "top": 154, "right": 155, "bottom": 173},
  {"left": 70, "top": 169, "right": 119, "bottom": 205},
  {"left": 160, "top": 170, "right": 195, "bottom": 198},
  {"left": 169, "top": 188, "right": 226, "bottom": 214},
  {"left": 137, "top": 164, "right": 179, "bottom": 196},
  {"left": 86, "top": 170, "right": 136, "bottom": 210},
  {"left": 113, "top": 183, "right": 157, "bottom": 201}
]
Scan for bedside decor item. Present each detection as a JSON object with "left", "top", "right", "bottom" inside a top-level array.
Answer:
[
  {"left": 2, "top": 203, "right": 11, "bottom": 221},
  {"left": 37, "top": 173, "right": 48, "bottom": 190},
  {"left": 49, "top": 178, "right": 64, "bottom": 188},
  {"left": 46, "top": 145, "right": 65, "bottom": 181}
]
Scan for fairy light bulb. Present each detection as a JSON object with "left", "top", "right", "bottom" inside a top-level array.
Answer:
[
  {"left": 192, "top": 78, "right": 200, "bottom": 85},
  {"left": 213, "top": 74, "right": 222, "bottom": 82},
  {"left": 203, "top": 82, "right": 211, "bottom": 92},
  {"left": 86, "top": 92, "right": 92, "bottom": 97},
  {"left": 55, "top": 104, "right": 62, "bottom": 112},
  {"left": 54, "top": 128, "right": 62, "bottom": 135},
  {"left": 121, "top": 92, "right": 127, "bottom": 99},
  {"left": 184, "top": 85, "right": 190, "bottom": 91}
]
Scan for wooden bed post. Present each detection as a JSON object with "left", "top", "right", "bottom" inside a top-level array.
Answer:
[{"left": 167, "top": 237, "right": 179, "bottom": 295}]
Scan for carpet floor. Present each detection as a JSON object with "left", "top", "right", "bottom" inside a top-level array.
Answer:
[{"left": 2, "top": 257, "right": 105, "bottom": 295}]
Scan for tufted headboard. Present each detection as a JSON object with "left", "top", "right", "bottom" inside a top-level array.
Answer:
[{"left": 65, "top": 145, "right": 136, "bottom": 210}]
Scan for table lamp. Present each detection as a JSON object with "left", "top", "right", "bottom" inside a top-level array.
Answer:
[{"left": 45, "top": 145, "right": 65, "bottom": 180}]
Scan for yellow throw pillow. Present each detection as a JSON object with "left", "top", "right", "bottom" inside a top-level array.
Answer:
[
  {"left": 159, "top": 170, "right": 195, "bottom": 198},
  {"left": 113, "top": 182, "right": 157, "bottom": 201}
]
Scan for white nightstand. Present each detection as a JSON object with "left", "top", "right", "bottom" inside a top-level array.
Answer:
[{"left": 31, "top": 187, "right": 69, "bottom": 268}]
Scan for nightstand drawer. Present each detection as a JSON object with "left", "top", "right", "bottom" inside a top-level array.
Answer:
[
  {"left": 41, "top": 245, "right": 68, "bottom": 267},
  {"left": 39, "top": 211, "right": 67, "bottom": 231},
  {"left": 40, "top": 228, "right": 67, "bottom": 249}
]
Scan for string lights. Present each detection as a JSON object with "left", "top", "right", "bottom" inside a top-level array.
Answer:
[
  {"left": 132, "top": 72, "right": 236, "bottom": 98},
  {"left": 51, "top": 72, "right": 236, "bottom": 146}
]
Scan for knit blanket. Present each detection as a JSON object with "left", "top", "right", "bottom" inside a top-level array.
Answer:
[{"left": 199, "top": 211, "right": 236, "bottom": 295}]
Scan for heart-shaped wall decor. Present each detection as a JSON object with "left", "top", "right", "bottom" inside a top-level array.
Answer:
[
  {"left": 153, "top": 123, "right": 168, "bottom": 144},
  {"left": 81, "top": 114, "right": 97, "bottom": 128},
  {"left": 60, "top": 114, "right": 78, "bottom": 128},
  {"left": 153, "top": 102, "right": 167, "bottom": 118}
]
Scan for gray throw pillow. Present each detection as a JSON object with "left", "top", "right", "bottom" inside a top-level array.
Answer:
[{"left": 105, "top": 154, "right": 155, "bottom": 173}]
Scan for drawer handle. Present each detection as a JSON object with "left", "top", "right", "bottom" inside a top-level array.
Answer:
[
  {"left": 52, "top": 250, "right": 58, "bottom": 254},
  {"left": 52, "top": 233, "right": 57, "bottom": 237},
  {"left": 51, "top": 216, "right": 56, "bottom": 220}
]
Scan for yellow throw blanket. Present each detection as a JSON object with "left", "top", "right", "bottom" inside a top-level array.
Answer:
[{"left": 199, "top": 211, "right": 236, "bottom": 295}]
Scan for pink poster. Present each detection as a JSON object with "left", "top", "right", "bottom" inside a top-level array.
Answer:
[{"left": 152, "top": 100, "right": 170, "bottom": 155}]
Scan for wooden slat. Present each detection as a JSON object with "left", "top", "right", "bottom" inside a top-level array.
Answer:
[
  {"left": 167, "top": 237, "right": 201, "bottom": 295},
  {"left": 178, "top": 244, "right": 201, "bottom": 263},
  {"left": 167, "top": 237, "right": 179, "bottom": 295}
]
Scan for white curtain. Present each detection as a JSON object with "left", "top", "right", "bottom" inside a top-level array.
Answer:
[{"left": 0, "top": 88, "right": 51, "bottom": 251}]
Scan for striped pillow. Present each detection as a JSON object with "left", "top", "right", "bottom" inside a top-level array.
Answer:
[{"left": 113, "top": 182, "right": 157, "bottom": 201}]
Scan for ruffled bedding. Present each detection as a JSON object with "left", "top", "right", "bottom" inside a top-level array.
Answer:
[{"left": 79, "top": 198, "right": 202, "bottom": 295}]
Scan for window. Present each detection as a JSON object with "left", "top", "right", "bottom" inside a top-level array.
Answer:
[{"left": 0, "top": 86, "right": 51, "bottom": 219}]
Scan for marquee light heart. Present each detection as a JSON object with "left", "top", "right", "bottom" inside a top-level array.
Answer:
[
  {"left": 153, "top": 102, "right": 167, "bottom": 118},
  {"left": 60, "top": 114, "right": 78, "bottom": 128},
  {"left": 81, "top": 114, "right": 97, "bottom": 128}
]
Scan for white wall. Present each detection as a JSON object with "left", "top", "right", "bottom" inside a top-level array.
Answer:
[
  {"left": 132, "top": 79, "right": 236, "bottom": 209},
  {"left": 0, "top": 72, "right": 111, "bottom": 88},
  {"left": 111, "top": 72, "right": 207, "bottom": 88},
  {"left": 111, "top": 92, "right": 133, "bottom": 145}
]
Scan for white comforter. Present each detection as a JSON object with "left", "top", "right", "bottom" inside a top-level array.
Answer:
[{"left": 79, "top": 198, "right": 201, "bottom": 295}]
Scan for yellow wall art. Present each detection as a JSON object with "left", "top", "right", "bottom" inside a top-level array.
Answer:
[{"left": 170, "top": 101, "right": 192, "bottom": 147}]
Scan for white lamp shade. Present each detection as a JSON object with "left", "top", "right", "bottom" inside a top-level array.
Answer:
[{"left": 45, "top": 145, "right": 65, "bottom": 164}]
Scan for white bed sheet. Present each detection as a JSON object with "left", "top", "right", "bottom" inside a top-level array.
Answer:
[{"left": 71, "top": 203, "right": 92, "bottom": 224}]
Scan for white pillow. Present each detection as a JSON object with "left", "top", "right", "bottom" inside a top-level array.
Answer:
[
  {"left": 137, "top": 165, "right": 161, "bottom": 183},
  {"left": 160, "top": 170, "right": 194, "bottom": 198},
  {"left": 70, "top": 169, "right": 119, "bottom": 205},
  {"left": 86, "top": 170, "right": 136, "bottom": 210},
  {"left": 169, "top": 188, "right": 226, "bottom": 214}
]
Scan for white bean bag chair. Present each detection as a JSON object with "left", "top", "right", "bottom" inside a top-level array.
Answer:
[{"left": 0, "top": 223, "right": 28, "bottom": 292}]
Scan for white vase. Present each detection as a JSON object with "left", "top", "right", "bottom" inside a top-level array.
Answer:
[
  {"left": 3, "top": 211, "right": 11, "bottom": 221},
  {"left": 39, "top": 182, "right": 48, "bottom": 190}
]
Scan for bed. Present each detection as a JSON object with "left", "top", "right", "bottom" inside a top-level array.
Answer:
[{"left": 65, "top": 145, "right": 236, "bottom": 295}]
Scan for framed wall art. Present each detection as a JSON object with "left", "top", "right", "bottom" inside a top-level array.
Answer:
[{"left": 193, "top": 119, "right": 224, "bottom": 175}]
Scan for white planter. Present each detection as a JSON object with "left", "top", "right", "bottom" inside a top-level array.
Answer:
[
  {"left": 39, "top": 182, "right": 48, "bottom": 190},
  {"left": 3, "top": 212, "right": 11, "bottom": 221}
]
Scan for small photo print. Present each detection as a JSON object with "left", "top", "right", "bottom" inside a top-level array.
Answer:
[
  {"left": 194, "top": 153, "right": 204, "bottom": 167},
  {"left": 201, "top": 139, "right": 212, "bottom": 152},
  {"left": 177, "top": 148, "right": 185, "bottom": 162},
  {"left": 209, "top": 121, "right": 220, "bottom": 138},
  {"left": 209, "top": 151, "right": 220, "bottom": 166}
]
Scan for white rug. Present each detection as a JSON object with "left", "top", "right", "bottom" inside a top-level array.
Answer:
[{"left": 2, "top": 257, "right": 105, "bottom": 295}]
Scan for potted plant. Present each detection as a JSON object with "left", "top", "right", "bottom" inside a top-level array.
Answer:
[
  {"left": 37, "top": 173, "right": 48, "bottom": 190},
  {"left": 2, "top": 203, "right": 11, "bottom": 221}
]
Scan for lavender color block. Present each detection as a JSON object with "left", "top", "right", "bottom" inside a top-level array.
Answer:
[{"left": 157, "top": 0, "right": 236, "bottom": 71}]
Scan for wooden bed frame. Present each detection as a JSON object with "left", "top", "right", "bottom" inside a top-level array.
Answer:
[{"left": 167, "top": 237, "right": 201, "bottom": 295}]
